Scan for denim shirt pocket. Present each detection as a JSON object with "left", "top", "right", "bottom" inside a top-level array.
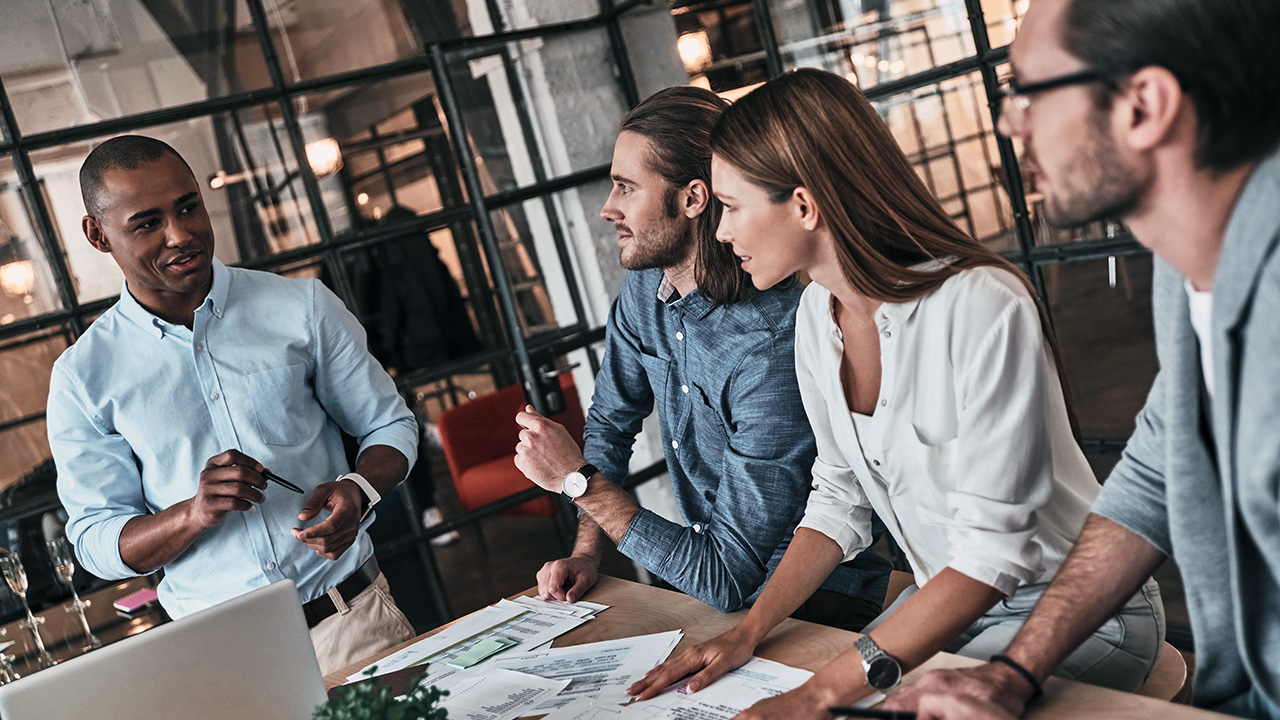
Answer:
[
  {"left": 245, "top": 363, "right": 308, "bottom": 445},
  {"left": 689, "top": 382, "right": 728, "bottom": 443},
  {"left": 637, "top": 351, "right": 670, "bottom": 418}
]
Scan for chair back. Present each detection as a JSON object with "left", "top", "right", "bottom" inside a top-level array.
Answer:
[{"left": 437, "top": 374, "right": 586, "bottom": 514}]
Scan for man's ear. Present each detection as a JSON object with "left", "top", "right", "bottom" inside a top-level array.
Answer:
[
  {"left": 1115, "top": 65, "right": 1186, "bottom": 154},
  {"left": 83, "top": 216, "right": 111, "bottom": 254},
  {"left": 792, "top": 186, "right": 822, "bottom": 231},
  {"left": 682, "top": 179, "right": 710, "bottom": 219}
]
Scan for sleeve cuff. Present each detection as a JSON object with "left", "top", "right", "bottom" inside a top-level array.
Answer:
[
  {"left": 357, "top": 416, "right": 420, "bottom": 480},
  {"left": 617, "top": 508, "right": 682, "bottom": 572},
  {"left": 946, "top": 556, "right": 1025, "bottom": 597},
  {"left": 1091, "top": 484, "right": 1173, "bottom": 556},
  {"left": 75, "top": 514, "right": 146, "bottom": 580}
]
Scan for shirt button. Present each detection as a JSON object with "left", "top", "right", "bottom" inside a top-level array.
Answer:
[
  {"left": 879, "top": 398, "right": 887, "bottom": 407},
  {"left": 676, "top": 332, "right": 684, "bottom": 341},
  {"left": 210, "top": 392, "right": 220, "bottom": 401},
  {"left": 671, "top": 440, "right": 679, "bottom": 449},
  {"left": 194, "top": 342, "right": 203, "bottom": 351},
  {"left": 681, "top": 385, "right": 689, "bottom": 394},
  {"left": 265, "top": 562, "right": 275, "bottom": 570},
  {"left": 882, "top": 330, "right": 891, "bottom": 338},
  {"left": 873, "top": 459, "right": 881, "bottom": 467},
  {"left": 692, "top": 523, "right": 702, "bottom": 533}
]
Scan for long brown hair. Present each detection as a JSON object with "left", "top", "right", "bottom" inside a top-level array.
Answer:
[
  {"left": 620, "top": 86, "right": 753, "bottom": 305},
  {"left": 712, "top": 69, "right": 1080, "bottom": 440}
]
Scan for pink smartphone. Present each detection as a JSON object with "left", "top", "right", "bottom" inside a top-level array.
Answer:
[{"left": 113, "top": 587, "right": 159, "bottom": 613}]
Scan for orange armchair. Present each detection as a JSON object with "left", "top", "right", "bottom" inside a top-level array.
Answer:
[{"left": 436, "top": 373, "right": 587, "bottom": 517}]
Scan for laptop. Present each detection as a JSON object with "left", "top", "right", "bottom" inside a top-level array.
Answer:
[{"left": 0, "top": 579, "right": 328, "bottom": 720}]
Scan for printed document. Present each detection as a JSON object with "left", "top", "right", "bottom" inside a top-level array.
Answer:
[
  {"left": 488, "top": 630, "right": 682, "bottom": 714},
  {"left": 436, "top": 667, "right": 570, "bottom": 720},
  {"left": 540, "top": 657, "right": 884, "bottom": 720}
]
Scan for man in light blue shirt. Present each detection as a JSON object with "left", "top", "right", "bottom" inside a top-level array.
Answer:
[{"left": 49, "top": 136, "right": 419, "bottom": 674}]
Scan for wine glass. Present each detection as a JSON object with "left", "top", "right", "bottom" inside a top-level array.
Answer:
[
  {"left": 0, "top": 553, "right": 57, "bottom": 669},
  {"left": 46, "top": 538, "right": 102, "bottom": 650}
]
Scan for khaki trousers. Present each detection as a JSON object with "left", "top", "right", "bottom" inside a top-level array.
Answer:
[{"left": 308, "top": 572, "right": 417, "bottom": 676}]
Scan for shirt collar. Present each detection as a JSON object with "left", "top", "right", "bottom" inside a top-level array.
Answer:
[
  {"left": 657, "top": 276, "right": 715, "bottom": 319},
  {"left": 113, "top": 258, "right": 227, "bottom": 338},
  {"left": 206, "top": 257, "right": 229, "bottom": 318}
]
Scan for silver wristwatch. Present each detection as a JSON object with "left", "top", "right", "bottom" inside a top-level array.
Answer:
[
  {"left": 562, "top": 463, "right": 598, "bottom": 502},
  {"left": 855, "top": 635, "right": 903, "bottom": 691}
]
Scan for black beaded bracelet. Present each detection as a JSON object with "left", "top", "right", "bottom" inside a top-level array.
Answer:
[{"left": 990, "top": 654, "right": 1044, "bottom": 701}]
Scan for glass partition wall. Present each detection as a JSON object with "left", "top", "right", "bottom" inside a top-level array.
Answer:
[{"left": 0, "top": 0, "right": 1178, "bottom": 647}]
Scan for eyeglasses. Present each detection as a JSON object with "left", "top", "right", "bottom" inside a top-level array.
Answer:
[{"left": 998, "top": 69, "right": 1105, "bottom": 125}]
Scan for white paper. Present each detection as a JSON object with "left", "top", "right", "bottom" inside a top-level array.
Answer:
[
  {"left": 507, "top": 595, "right": 610, "bottom": 618},
  {"left": 490, "top": 630, "right": 683, "bottom": 715},
  {"left": 436, "top": 667, "right": 570, "bottom": 720},
  {"left": 346, "top": 602, "right": 592, "bottom": 683},
  {"left": 541, "top": 657, "right": 885, "bottom": 720}
]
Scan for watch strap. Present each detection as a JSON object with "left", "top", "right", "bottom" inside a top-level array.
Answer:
[{"left": 339, "top": 472, "right": 379, "bottom": 521}]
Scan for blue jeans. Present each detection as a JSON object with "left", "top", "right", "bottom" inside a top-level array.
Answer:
[{"left": 864, "top": 577, "right": 1165, "bottom": 692}]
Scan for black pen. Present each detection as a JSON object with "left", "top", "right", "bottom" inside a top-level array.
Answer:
[
  {"left": 827, "top": 707, "right": 916, "bottom": 719},
  {"left": 262, "top": 469, "right": 304, "bottom": 494}
]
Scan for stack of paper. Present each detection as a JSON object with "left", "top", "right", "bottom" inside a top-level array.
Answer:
[
  {"left": 539, "top": 657, "right": 885, "bottom": 720},
  {"left": 493, "top": 630, "right": 683, "bottom": 715},
  {"left": 345, "top": 595, "right": 610, "bottom": 685}
]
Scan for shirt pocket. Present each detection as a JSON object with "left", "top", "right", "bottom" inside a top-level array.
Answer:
[
  {"left": 902, "top": 422, "right": 960, "bottom": 527},
  {"left": 636, "top": 351, "right": 670, "bottom": 417},
  {"left": 689, "top": 382, "right": 727, "bottom": 442},
  {"left": 245, "top": 363, "right": 308, "bottom": 446}
]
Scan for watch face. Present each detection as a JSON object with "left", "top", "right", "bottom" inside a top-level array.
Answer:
[
  {"left": 563, "top": 471, "right": 588, "bottom": 498},
  {"left": 865, "top": 656, "right": 902, "bottom": 690}
]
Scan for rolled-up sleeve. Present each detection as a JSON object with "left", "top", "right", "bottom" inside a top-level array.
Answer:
[
  {"left": 1091, "top": 370, "right": 1173, "bottom": 554},
  {"left": 618, "top": 333, "right": 818, "bottom": 612},
  {"left": 947, "top": 291, "right": 1055, "bottom": 596},
  {"left": 49, "top": 363, "right": 148, "bottom": 580},
  {"left": 309, "top": 279, "right": 417, "bottom": 474},
  {"left": 793, "top": 329, "right": 877, "bottom": 562}
]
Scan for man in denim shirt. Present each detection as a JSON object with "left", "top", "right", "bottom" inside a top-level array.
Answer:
[
  {"left": 50, "top": 136, "right": 417, "bottom": 674},
  {"left": 515, "top": 88, "right": 890, "bottom": 624}
]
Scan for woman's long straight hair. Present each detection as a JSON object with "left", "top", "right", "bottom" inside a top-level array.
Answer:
[{"left": 712, "top": 69, "right": 1080, "bottom": 440}]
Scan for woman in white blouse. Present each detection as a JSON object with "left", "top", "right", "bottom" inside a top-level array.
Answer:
[{"left": 627, "top": 69, "right": 1163, "bottom": 719}]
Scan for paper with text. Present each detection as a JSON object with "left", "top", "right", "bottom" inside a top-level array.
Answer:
[{"left": 490, "top": 629, "right": 682, "bottom": 715}]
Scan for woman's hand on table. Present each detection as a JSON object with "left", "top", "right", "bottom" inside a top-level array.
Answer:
[{"left": 627, "top": 626, "right": 756, "bottom": 700}]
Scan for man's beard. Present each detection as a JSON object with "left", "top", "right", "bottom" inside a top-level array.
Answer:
[
  {"left": 1042, "top": 110, "right": 1140, "bottom": 228},
  {"left": 618, "top": 211, "right": 692, "bottom": 271}
]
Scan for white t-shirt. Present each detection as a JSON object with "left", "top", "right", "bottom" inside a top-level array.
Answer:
[
  {"left": 794, "top": 266, "right": 1100, "bottom": 595},
  {"left": 1186, "top": 280, "right": 1215, "bottom": 401}
]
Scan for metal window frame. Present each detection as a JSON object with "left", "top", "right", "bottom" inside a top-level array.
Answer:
[{"left": 0, "top": 0, "right": 1153, "bottom": 627}]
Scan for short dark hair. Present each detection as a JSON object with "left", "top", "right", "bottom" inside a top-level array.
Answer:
[
  {"left": 80, "top": 135, "right": 191, "bottom": 218},
  {"left": 1062, "top": 0, "right": 1280, "bottom": 170},
  {"left": 619, "top": 86, "right": 751, "bottom": 305}
]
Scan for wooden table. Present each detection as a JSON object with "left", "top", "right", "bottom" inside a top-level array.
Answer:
[{"left": 327, "top": 575, "right": 1227, "bottom": 719}]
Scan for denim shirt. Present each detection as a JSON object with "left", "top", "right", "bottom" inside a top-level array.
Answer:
[
  {"left": 585, "top": 268, "right": 890, "bottom": 612},
  {"left": 50, "top": 259, "right": 418, "bottom": 618}
]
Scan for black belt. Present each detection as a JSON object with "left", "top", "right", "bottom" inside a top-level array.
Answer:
[{"left": 303, "top": 555, "right": 380, "bottom": 628}]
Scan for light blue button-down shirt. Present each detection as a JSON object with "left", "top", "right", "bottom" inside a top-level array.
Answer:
[{"left": 49, "top": 259, "right": 418, "bottom": 618}]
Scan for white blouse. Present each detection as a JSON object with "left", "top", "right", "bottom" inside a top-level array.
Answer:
[{"left": 794, "top": 266, "right": 1100, "bottom": 596}]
